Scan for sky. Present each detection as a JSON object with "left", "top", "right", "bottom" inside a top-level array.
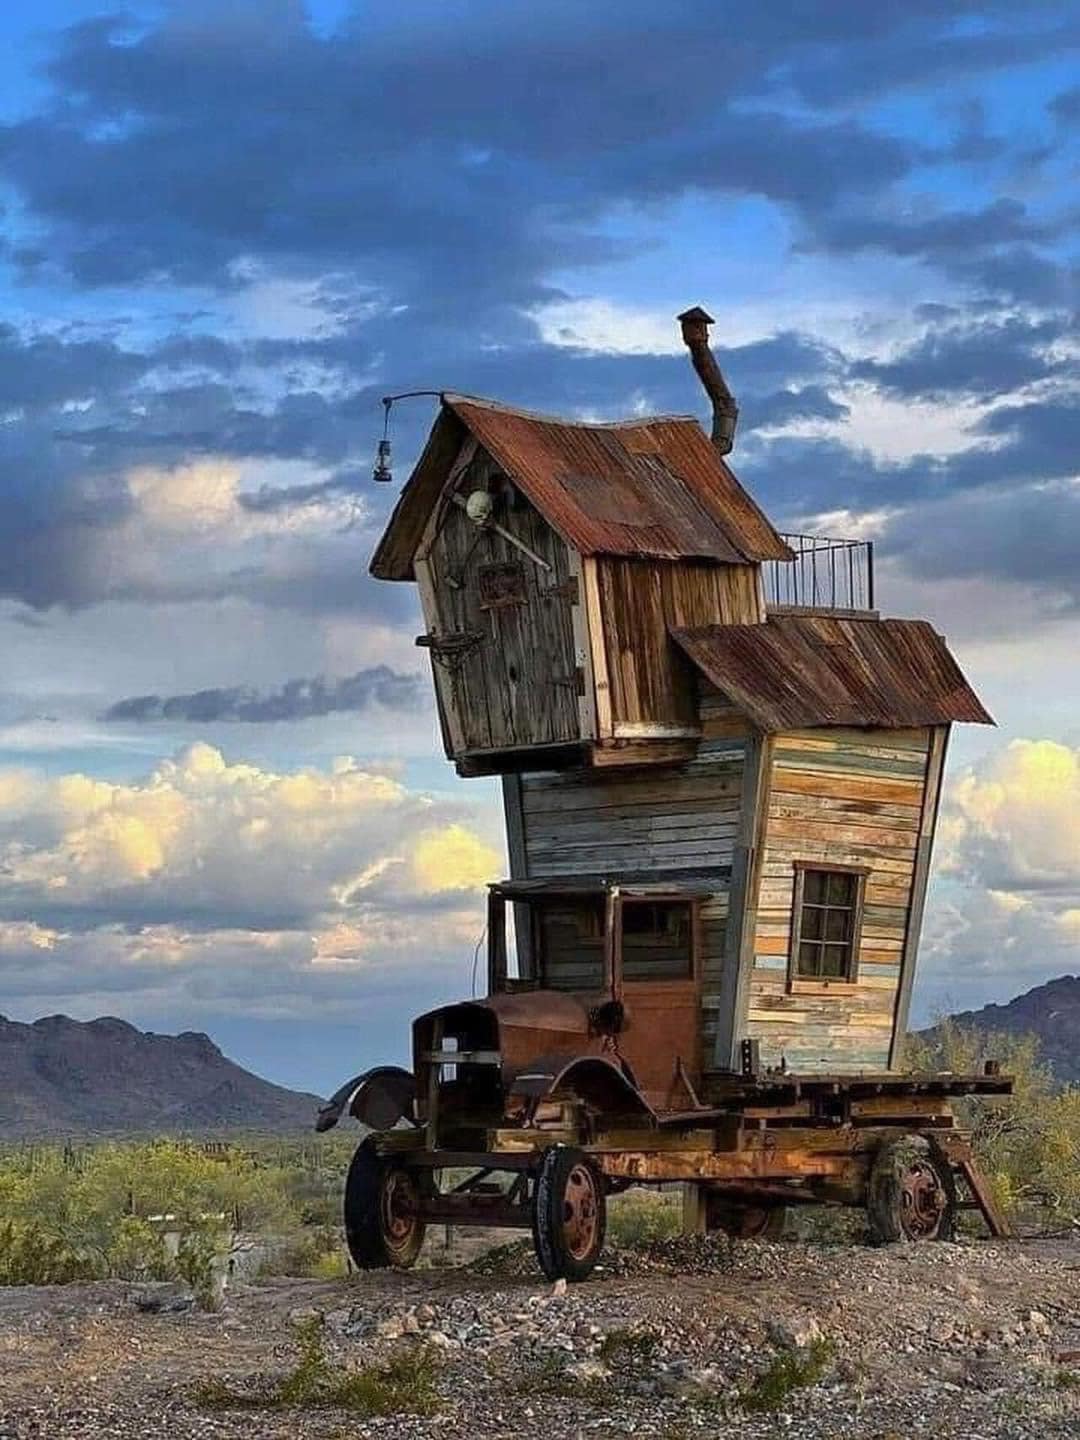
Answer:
[{"left": 0, "top": 0, "right": 1077, "bottom": 1095}]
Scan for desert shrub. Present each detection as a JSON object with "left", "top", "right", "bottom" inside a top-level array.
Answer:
[
  {"left": 176, "top": 1225, "right": 227, "bottom": 1310},
  {"left": 741, "top": 1337, "right": 836, "bottom": 1412},
  {"left": 258, "top": 1224, "right": 345, "bottom": 1279},
  {"left": 195, "top": 1317, "right": 441, "bottom": 1416},
  {"left": 607, "top": 1188, "right": 681, "bottom": 1246},
  {"left": 903, "top": 1022, "right": 1080, "bottom": 1225},
  {"left": 0, "top": 1135, "right": 353, "bottom": 1290},
  {"left": 106, "top": 1216, "right": 173, "bottom": 1280},
  {"left": 0, "top": 1219, "right": 95, "bottom": 1285}
]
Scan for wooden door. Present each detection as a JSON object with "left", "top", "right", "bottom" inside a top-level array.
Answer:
[
  {"left": 613, "top": 898, "right": 702, "bottom": 1109},
  {"left": 426, "top": 493, "right": 581, "bottom": 755}
]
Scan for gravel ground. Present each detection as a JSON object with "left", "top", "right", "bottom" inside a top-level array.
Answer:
[{"left": 0, "top": 1233, "right": 1077, "bottom": 1438}]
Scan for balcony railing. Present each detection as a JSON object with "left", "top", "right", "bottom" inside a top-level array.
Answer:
[{"left": 763, "top": 533, "right": 875, "bottom": 613}]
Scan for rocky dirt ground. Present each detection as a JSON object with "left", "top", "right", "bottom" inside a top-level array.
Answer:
[{"left": 0, "top": 1232, "right": 1078, "bottom": 1439}]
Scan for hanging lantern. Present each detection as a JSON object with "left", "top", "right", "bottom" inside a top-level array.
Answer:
[{"left": 373, "top": 397, "right": 394, "bottom": 482}]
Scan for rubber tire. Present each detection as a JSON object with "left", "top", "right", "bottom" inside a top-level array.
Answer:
[
  {"left": 344, "top": 1136, "right": 427, "bottom": 1270},
  {"left": 707, "top": 1198, "right": 787, "bottom": 1240},
  {"left": 532, "top": 1146, "right": 607, "bottom": 1283},
  {"left": 867, "top": 1134, "right": 956, "bottom": 1245}
]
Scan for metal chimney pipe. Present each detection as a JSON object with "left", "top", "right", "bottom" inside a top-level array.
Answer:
[{"left": 677, "top": 306, "right": 738, "bottom": 456}]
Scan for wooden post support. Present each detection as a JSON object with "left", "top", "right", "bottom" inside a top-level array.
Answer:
[{"left": 682, "top": 1183, "right": 708, "bottom": 1235}]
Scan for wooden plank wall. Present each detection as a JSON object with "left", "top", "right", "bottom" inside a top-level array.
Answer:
[
  {"left": 596, "top": 559, "right": 764, "bottom": 736},
  {"left": 738, "top": 726, "right": 934, "bottom": 1073},
  {"left": 422, "top": 455, "right": 581, "bottom": 757},
  {"left": 516, "top": 738, "right": 748, "bottom": 1069}
]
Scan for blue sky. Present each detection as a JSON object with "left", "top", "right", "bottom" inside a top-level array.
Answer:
[{"left": 0, "top": 0, "right": 1077, "bottom": 1094}]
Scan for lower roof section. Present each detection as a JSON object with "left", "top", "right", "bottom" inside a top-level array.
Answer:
[{"left": 672, "top": 614, "right": 993, "bottom": 732}]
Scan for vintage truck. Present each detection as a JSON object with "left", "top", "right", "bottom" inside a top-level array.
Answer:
[{"left": 316, "top": 307, "right": 1011, "bottom": 1280}]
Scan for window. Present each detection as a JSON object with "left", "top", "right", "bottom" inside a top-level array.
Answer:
[
  {"left": 537, "top": 899, "right": 605, "bottom": 991},
  {"left": 790, "top": 866, "right": 866, "bottom": 982},
  {"left": 534, "top": 896, "right": 696, "bottom": 990},
  {"left": 621, "top": 901, "right": 693, "bottom": 982}
]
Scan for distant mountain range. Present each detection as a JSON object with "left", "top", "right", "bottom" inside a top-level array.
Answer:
[
  {"left": 2, "top": 978, "right": 1076, "bottom": 1139},
  {"left": 0, "top": 1014, "right": 320, "bottom": 1138},
  {"left": 919, "top": 975, "right": 1080, "bottom": 1087}
]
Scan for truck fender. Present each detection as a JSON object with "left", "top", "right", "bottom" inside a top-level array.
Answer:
[
  {"left": 314, "top": 1065, "right": 416, "bottom": 1133},
  {"left": 507, "top": 1053, "right": 656, "bottom": 1121}
]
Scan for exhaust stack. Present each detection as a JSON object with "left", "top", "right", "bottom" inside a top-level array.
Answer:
[{"left": 677, "top": 306, "right": 738, "bottom": 456}]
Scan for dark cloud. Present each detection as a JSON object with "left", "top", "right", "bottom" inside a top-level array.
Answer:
[
  {"left": 851, "top": 312, "right": 1071, "bottom": 400},
  {"left": 103, "top": 665, "right": 423, "bottom": 724},
  {"left": 0, "top": 1, "right": 1073, "bottom": 620}
]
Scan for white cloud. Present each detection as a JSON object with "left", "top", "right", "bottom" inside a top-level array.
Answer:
[
  {"left": 0, "top": 744, "right": 502, "bottom": 1019},
  {"left": 913, "top": 739, "right": 1080, "bottom": 1018}
]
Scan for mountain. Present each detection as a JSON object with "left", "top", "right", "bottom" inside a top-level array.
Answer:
[
  {"left": 927, "top": 975, "right": 1080, "bottom": 1087},
  {"left": 0, "top": 1014, "right": 322, "bottom": 1138}
]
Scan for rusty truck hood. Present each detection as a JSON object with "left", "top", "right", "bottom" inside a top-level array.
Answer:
[{"left": 414, "top": 989, "right": 590, "bottom": 1034}]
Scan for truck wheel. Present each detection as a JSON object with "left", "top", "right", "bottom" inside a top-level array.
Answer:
[
  {"left": 706, "top": 1196, "right": 787, "bottom": 1240},
  {"left": 344, "top": 1137, "right": 428, "bottom": 1269},
  {"left": 532, "top": 1146, "right": 606, "bottom": 1282},
  {"left": 867, "top": 1135, "right": 956, "bottom": 1244}
]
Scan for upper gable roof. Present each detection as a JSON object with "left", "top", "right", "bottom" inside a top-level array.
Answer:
[
  {"left": 370, "top": 393, "right": 792, "bottom": 579},
  {"left": 672, "top": 614, "right": 993, "bottom": 731}
]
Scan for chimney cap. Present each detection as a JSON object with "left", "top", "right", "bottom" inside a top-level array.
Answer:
[{"left": 677, "top": 305, "right": 715, "bottom": 325}]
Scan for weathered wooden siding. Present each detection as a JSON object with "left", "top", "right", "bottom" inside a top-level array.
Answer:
[
  {"left": 419, "top": 447, "right": 583, "bottom": 757},
  {"left": 511, "top": 739, "right": 749, "bottom": 1072},
  {"left": 594, "top": 558, "right": 763, "bottom": 738},
  {"left": 739, "top": 727, "right": 935, "bottom": 1073}
]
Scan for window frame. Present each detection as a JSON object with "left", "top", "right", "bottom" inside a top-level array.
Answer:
[{"left": 787, "top": 861, "right": 868, "bottom": 992}]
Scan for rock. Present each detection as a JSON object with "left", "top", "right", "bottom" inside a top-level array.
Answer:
[
  {"left": 133, "top": 1284, "right": 195, "bottom": 1315},
  {"left": 287, "top": 1305, "right": 322, "bottom": 1326},
  {"left": 427, "top": 1330, "right": 453, "bottom": 1349},
  {"left": 376, "top": 1316, "right": 405, "bottom": 1340},
  {"left": 767, "top": 1314, "right": 824, "bottom": 1350},
  {"left": 402, "top": 1312, "right": 421, "bottom": 1335},
  {"left": 566, "top": 1359, "right": 610, "bottom": 1384},
  {"left": 1026, "top": 1309, "right": 1051, "bottom": 1336},
  {"left": 551, "top": 1278, "right": 568, "bottom": 1298}
]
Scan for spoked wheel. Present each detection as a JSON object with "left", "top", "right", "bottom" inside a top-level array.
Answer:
[
  {"left": 344, "top": 1136, "right": 429, "bottom": 1269},
  {"left": 706, "top": 1195, "right": 787, "bottom": 1240},
  {"left": 532, "top": 1146, "right": 607, "bottom": 1282},
  {"left": 868, "top": 1135, "right": 956, "bottom": 1244}
]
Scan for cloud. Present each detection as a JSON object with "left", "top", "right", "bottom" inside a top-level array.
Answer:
[
  {"left": 940, "top": 739, "right": 1080, "bottom": 897},
  {"left": 104, "top": 665, "right": 422, "bottom": 724},
  {"left": 0, "top": 743, "right": 502, "bottom": 1019},
  {"left": 912, "top": 739, "right": 1080, "bottom": 1016},
  {"left": 0, "top": 742, "right": 502, "bottom": 931}
]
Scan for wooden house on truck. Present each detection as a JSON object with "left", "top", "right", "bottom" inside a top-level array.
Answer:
[
  {"left": 319, "top": 309, "right": 1007, "bottom": 1279},
  {"left": 370, "top": 308, "right": 991, "bottom": 1091}
]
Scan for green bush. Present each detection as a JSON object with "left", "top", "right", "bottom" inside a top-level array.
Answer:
[
  {"left": 607, "top": 1188, "right": 681, "bottom": 1246},
  {"left": 0, "top": 1219, "right": 94, "bottom": 1285},
  {"left": 0, "top": 1135, "right": 353, "bottom": 1291},
  {"left": 903, "top": 1021, "right": 1080, "bottom": 1225}
]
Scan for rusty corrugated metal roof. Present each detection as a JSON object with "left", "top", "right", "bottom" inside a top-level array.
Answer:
[
  {"left": 672, "top": 615, "right": 993, "bottom": 731},
  {"left": 370, "top": 394, "right": 791, "bottom": 579}
]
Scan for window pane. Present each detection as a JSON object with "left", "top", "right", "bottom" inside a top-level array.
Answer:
[
  {"left": 622, "top": 901, "right": 692, "bottom": 981},
  {"left": 802, "top": 905, "right": 824, "bottom": 940},
  {"left": 803, "top": 870, "right": 827, "bottom": 904},
  {"left": 824, "top": 908, "right": 851, "bottom": 942},
  {"left": 798, "top": 941, "right": 821, "bottom": 976},
  {"left": 538, "top": 902, "right": 605, "bottom": 991},
  {"left": 827, "top": 871, "right": 856, "bottom": 905},
  {"left": 822, "top": 944, "right": 848, "bottom": 977}
]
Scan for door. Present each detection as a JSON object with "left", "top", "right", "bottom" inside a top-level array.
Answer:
[{"left": 612, "top": 895, "right": 703, "bottom": 1110}]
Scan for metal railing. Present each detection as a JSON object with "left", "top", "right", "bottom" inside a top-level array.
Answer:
[{"left": 763, "top": 533, "right": 875, "bottom": 613}]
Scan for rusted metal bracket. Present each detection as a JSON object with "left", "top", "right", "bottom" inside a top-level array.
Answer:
[{"left": 935, "top": 1133, "right": 1012, "bottom": 1239}]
